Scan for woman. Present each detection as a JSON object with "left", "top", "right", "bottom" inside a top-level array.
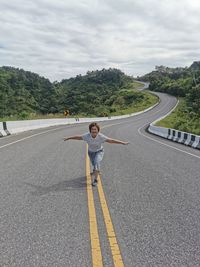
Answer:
[{"left": 64, "top": 122, "right": 129, "bottom": 186}]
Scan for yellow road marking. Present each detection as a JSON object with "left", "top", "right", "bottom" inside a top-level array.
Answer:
[
  {"left": 97, "top": 175, "right": 125, "bottom": 267},
  {"left": 86, "top": 145, "right": 103, "bottom": 267}
]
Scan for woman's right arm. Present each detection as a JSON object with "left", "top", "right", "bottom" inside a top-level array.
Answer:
[{"left": 63, "top": 135, "right": 83, "bottom": 141}]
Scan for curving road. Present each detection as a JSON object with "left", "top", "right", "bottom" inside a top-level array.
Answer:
[{"left": 0, "top": 92, "right": 200, "bottom": 267}]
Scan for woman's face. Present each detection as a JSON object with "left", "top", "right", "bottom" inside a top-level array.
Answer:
[{"left": 90, "top": 126, "right": 99, "bottom": 137}]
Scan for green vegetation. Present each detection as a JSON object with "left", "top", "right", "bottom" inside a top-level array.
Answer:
[
  {"left": 139, "top": 61, "right": 200, "bottom": 135},
  {"left": 107, "top": 90, "right": 158, "bottom": 115},
  {"left": 0, "top": 67, "right": 158, "bottom": 121},
  {"left": 0, "top": 66, "right": 57, "bottom": 118},
  {"left": 156, "top": 98, "right": 200, "bottom": 135}
]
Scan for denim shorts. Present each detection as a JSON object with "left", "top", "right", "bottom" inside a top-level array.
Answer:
[{"left": 88, "top": 149, "right": 104, "bottom": 171}]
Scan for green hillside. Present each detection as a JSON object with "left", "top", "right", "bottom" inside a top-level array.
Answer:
[
  {"left": 0, "top": 66, "right": 57, "bottom": 118},
  {"left": 139, "top": 61, "right": 200, "bottom": 134},
  {"left": 0, "top": 67, "right": 158, "bottom": 120}
]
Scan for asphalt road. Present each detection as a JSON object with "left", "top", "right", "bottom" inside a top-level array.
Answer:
[{"left": 0, "top": 92, "right": 200, "bottom": 267}]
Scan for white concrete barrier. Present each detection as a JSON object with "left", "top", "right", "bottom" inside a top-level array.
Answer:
[
  {"left": 167, "top": 129, "right": 174, "bottom": 140},
  {"left": 184, "top": 134, "right": 192, "bottom": 146},
  {"left": 147, "top": 99, "right": 200, "bottom": 149},
  {"left": 148, "top": 122, "right": 200, "bottom": 150},
  {"left": 178, "top": 132, "right": 185, "bottom": 143},
  {"left": 6, "top": 118, "right": 76, "bottom": 134},
  {"left": 1, "top": 101, "right": 159, "bottom": 137},
  {"left": 192, "top": 136, "right": 200, "bottom": 149},
  {"left": 0, "top": 122, "right": 8, "bottom": 137},
  {"left": 178, "top": 132, "right": 188, "bottom": 144},
  {"left": 148, "top": 124, "right": 169, "bottom": 138},
  {"left": 173, "top": 130, "right": 179, "bottom": 142}
]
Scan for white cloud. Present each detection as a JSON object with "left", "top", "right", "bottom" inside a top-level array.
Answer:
[{"left": 0, "top": 0, "right": 200, "bottom": 81}]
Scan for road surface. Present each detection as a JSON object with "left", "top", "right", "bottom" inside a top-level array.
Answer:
[{"left": 0, "top": 92, "right": 200, "bottom": 267}]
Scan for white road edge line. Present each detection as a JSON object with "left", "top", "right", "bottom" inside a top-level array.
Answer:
[
  {"left": 138, "top": 124, "right": 200, "bottom": 160},
  {"left": 0, "top": 94, "right": 174, "bottom": 150},
  {"left": 0, "top": 97, "right": 163, "bottom": 149},
  {"left": 102, "top": 96, "right": 172, "bottom": 130},
  {"left": 0, "top": 126, "right": 67, "bottom": 149},
  {"left": 3, "top": 93, "right": 197, "bottom": 159}
]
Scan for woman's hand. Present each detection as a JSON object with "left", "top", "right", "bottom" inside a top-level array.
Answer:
[
  {"left": 106, "top": 138, "right": 129, "bottom": 145},
  {"left": 63, "top": 136, "right": 82, "bottom": 141},
  {"left": 123, "top": 141, "right": 129, "bottom": 145}
]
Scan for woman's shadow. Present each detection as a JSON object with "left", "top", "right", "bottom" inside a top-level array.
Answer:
[{"left": 24, "top": 176, "right": 87, "bottom": 196}]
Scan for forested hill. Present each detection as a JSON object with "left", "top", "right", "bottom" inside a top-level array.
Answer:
[
  {"left": 0, "top": 67, "right": 139, "bottom": 118},
  {"left": 139, "top": 61, "right": 200, "bottom": 116},
  {"left": 0, "top": 66, "right": 56, "bottom": 117},
  {"left": 139, "top": 61, "right": 200, "bottom": 97},
  {"left": 56, "top": 68, "right": 133, "bottom": 116}
]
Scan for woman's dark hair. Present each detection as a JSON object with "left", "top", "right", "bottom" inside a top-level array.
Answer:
[{"left": 89, "top": 122, "right": 100, "bottom": 132}]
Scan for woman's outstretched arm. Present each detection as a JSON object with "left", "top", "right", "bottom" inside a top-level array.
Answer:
[
  {"left": 63, "top": 135, "right": 83, "bottom": 141},
  {"left": 106, "top": 138, "right": 129, "bottom": 145}
]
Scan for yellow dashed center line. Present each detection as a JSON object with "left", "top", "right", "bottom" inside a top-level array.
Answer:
[
  {"left": 86, "top": 145, "right": 103, "bottom": 267},
  {"left": 86, "top": 145, "right": 124, "bottom": 267},
  {"left": 97, "top": 174, "right": 125, "bottom": 267}
]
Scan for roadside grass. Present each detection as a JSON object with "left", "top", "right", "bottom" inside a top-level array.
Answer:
[
  {"left": 109, "top": 91, "right": 158, "bottom": 115},
  {"left": 156, "top": 98, "right": 200, "bottom": 135}
]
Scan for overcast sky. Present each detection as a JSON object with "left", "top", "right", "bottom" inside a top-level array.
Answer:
[{"left": 0, "top": 0, "right": 200, "bottom": 81}]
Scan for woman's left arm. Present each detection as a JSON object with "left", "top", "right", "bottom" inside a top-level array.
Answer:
[{"left": 106, "top": 138, "right": 129, "bottom": 145}]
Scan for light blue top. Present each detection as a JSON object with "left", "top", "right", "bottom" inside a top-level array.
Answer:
[{"left": 82, "top": 132, "right": 108, "bottom": 152}]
